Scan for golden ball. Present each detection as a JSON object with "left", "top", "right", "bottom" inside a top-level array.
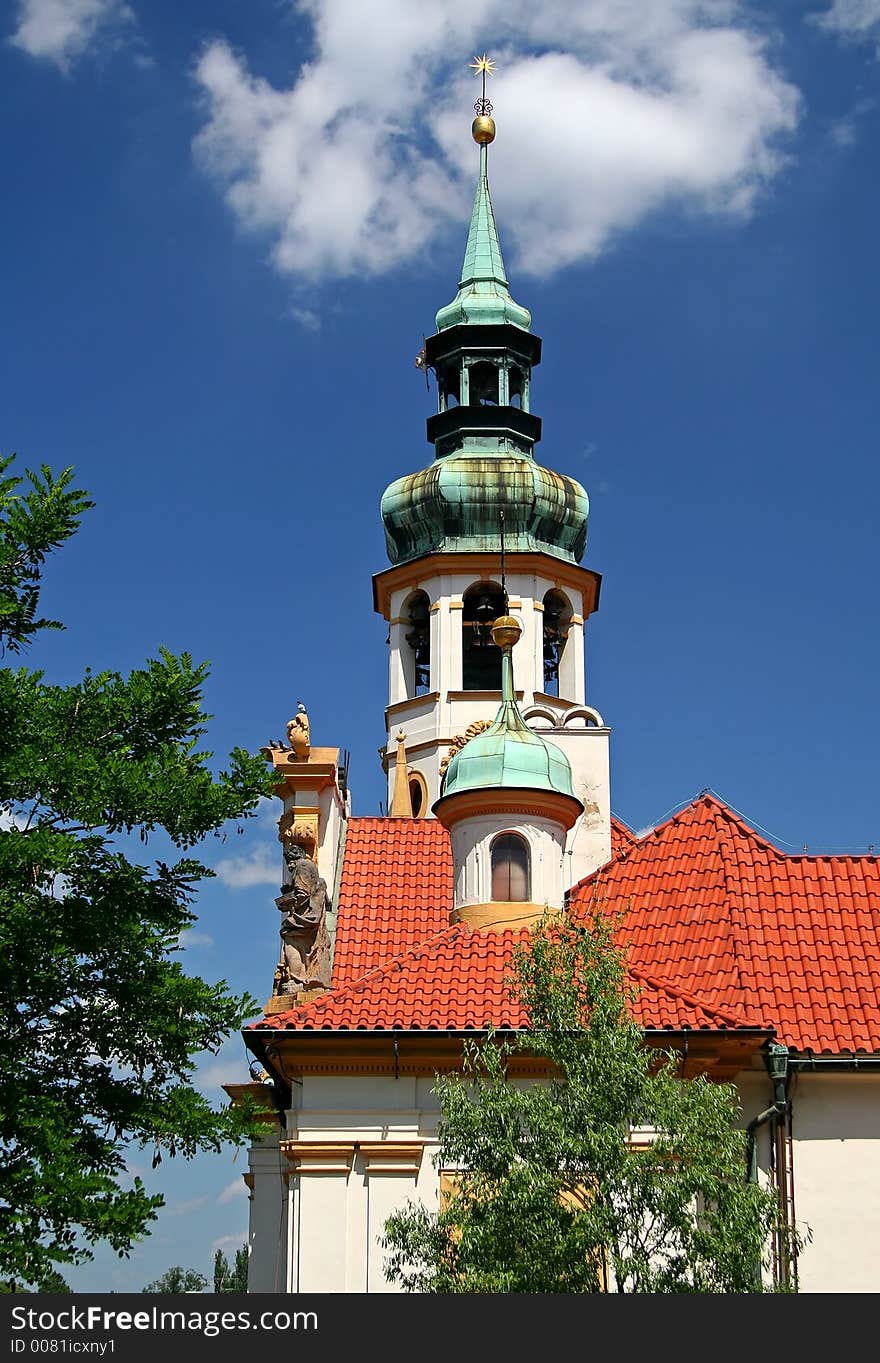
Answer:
[
  {"left": 491, "top": 615, "right": 521, "bottom": 649},
  {"left": 472, "top": 115, "right": 496, "bottom": 145}
]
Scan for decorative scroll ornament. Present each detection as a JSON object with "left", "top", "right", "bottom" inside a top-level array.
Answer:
[{"left": 440, "top": 719, "right": 492, "bottom": 774}]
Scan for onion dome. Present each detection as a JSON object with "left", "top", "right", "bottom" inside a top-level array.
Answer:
[{"left": 381, "top": 454, "right": 588, "bottom": 566}]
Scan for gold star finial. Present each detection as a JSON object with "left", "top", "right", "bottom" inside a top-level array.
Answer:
[
  {"left": 470, "top": 53, "right": 496, "bottom": 133},
  {"left": 470, "top": 54, "right": 496, "bottom": 77}
]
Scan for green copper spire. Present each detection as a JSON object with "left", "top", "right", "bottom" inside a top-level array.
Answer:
[
  {"left": 380, "top": 62, "right": 590, "bottom": 572},
  {"left": 439, "top": 618, "right": 577, "bottom": 801},
  {"left": 435, "top": 136, "right": 531, "bottom": 332}
]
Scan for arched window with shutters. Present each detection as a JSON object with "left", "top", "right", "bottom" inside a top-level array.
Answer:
[{"left": 491, "top": 832, "right": 531, "bottom": 902}]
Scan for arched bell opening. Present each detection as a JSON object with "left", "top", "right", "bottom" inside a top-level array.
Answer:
[
  {"left": 508, "top": 363, "right": 525, "bottom": 409},
  {"left": 403, "top": 590, "right": 431, "bottom": 697},
  {"left": 490, "top": 832, "right": 531, "bottom": 902},
  {"left": 438, "top": 361, "right": 460, "bottom": 411},
  {"left": 469, "top": 359, "right": 499, "bottom": 407},
  {"left": 542, "top": 588, "right": 573, "bottom": 697},
  {"left": 462, "top": 581, "right": 505, "bottom": 691}
]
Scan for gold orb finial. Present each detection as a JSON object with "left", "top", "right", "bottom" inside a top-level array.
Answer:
[
  {"left": 470, "top": 53, "right": 497, "bottom": 144},
  {"left": 491, "top": 615, "right": 522, "bottom": 650}
]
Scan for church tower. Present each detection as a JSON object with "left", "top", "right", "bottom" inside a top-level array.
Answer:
[{"left": 373, "top": 72, "right": 611, "bottom": 886}]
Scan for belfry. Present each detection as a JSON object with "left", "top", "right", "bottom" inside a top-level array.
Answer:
[{"left": 374, "top": 78, "right": 610, "bottom": 887}]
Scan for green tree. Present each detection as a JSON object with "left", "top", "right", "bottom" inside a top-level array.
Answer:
[
  {"left": 142, "top": 1266, "right": 208, "bottom": 1294},
  {"left": 1, "top": 1267, "right": 71, "bottom": 1293},
  {"left": 0, "top": 454, "right": 91, "bottom": 656},
  {"left": 213, "top": 1244, "right": 248, "bottom": 1292},
  {"left": 383, "top": 909, "right": 797, "bottom": 1293},
  {"left": 0, "top": 455, "right": 274, "bottom": 1290}
]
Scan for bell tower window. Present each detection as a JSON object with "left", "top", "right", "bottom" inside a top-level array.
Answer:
[
  {"left": 491, "top": 833, "right": 531, "bottom": 902},
  {"left": 542, "top": 589, "right": 572, "bottom": 696},
  {"left": 438, "top": 362, "right": 460, "bottom": 411},
  {"left": 463, "top": 582, "right": 505, "bottom": 691},
  {"left": 404, "top": 590, "right": 431, "bottom": 696},
  {"left": 469, "top": 360, "right": 498, "bottom": 406}
]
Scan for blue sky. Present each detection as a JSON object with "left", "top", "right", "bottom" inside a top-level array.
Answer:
[{"left": 4, "top": 0, "right": 879, "bottom": 1291}]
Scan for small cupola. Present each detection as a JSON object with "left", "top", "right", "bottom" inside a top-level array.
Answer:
[{"left": 433, "top": 615, "right": 583, "bottom": 930}]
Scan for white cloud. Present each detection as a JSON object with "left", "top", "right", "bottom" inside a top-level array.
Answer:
[
  {"left": 211, "top": 1232, "right": 246, "bottom": 1254},
  {"left": 167, "top": 1194, "right": 211, "bottom": 1218},
  {"left": 179, "top": 928, "right": 214, "bottom": 948},
  {"left": 0, "top": 808, "right": 28, "bottom": 831},
  {"left": 813, "top": 0, "right": 880, "bottom": 44},
  {"left": 193, "top": 0, "right": 800, "bottom": 286},
  {"left": 9, "top": 0, "right": 132, "bottom": 70},
  {"left": 196, "top": 1038, "right": 256, "bottom": 1096},
  {"left": 214, "top": 842, "right": 279, "bottom": 889},
  {"left": 218, "top": 1178, "right": 247, "bottom": 1206}
]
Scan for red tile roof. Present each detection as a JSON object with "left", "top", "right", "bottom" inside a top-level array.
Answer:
[
  {"left": 251, "top": 923, "right": 763, "bottom": 1034},
  {"left": 253, "top": 797, "right": 880, "bottom": 1056},
  {"left": 331, "top": 817, "right": 452, "bottom": 991},
  {"left": 570, "top": 794, "right": 880, "bottom": 1055},
  {"left": 610, "top": 814, "right": 637, "bottom": 853}
]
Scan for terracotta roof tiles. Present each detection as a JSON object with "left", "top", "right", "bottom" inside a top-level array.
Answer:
[{"left": 254, "top": 796, "right": 880, "bottom": 1058}]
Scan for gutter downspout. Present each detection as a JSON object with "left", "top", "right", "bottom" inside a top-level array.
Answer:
[{"left": 746, "top": 1042, "right": 791, "bottom": 1290}]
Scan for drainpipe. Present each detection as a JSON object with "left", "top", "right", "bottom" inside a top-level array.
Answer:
[{"left": 746, "top": 1042, "right": 791, "bottom": 1290}]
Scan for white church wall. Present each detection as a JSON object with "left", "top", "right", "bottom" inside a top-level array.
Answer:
[
  {"left": 246, "top": 1132, "right": 287, "bottom": 1294},
  {"left": 784, "top": 1072, "right": 880, "bottom": 1293},
  {"left": 277, "top": 1075, "right": 444, "bottom": 1294},
  {"left": 249, "top": 1067, "right": 880, "bottom": 1293}
]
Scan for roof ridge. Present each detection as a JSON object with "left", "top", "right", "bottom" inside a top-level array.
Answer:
[
  {"left": 708, "top": 801, "right": 759, "bottom": 1000},
  {"left": 570, "top": 792, "right": 801, "bottom": 902},
  {"left": 568, "top": 791, "right": 728, "bottom": 898},
  {"left": 250, "top": 922, "right": 470, "bottom": 1029},
  {"left": 628, "top": 964, "right": 770, "bottom": 1033},
  {"left": 610, "top": 813, "right": 637, "bottom": 844}
]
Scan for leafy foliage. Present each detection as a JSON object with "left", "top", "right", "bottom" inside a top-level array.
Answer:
[
  {"left": 142, "top": 1266, "right": 208, "bottom": 1294},
  {"left": 0, "top": 454, "right": 275, "bottom": 1289},
  {"left": 1, "top": 1267, "right": 71, "bottom": 1293},
  {"left": 213, "top": 1244, "right": 248, "bottom": 1292},
  {"left": 383, "top": 909, "right": 794, "bottom": 1293},
  {"left": 0, "top": 454, "right": 92, "bottom": 655}
]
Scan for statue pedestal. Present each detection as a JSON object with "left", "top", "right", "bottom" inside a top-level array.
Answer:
[{"left": 263, "top": 981, "right": 329, "bottom": 1014}]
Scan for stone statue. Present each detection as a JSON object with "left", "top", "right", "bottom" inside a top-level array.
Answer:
[
  {"left": 275, "top": 840, "right": 330, "bottom": 994},
  {"left": 286, "top": 702, "right": 310, "bottom": 759}
]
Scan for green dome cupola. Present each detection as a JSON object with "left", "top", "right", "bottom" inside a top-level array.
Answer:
[
  {"left": 380, "top": 93, "right": 589, "bottom": 570},
  {"left": 434, "top": 617, "right": 582, "bottom": 828}
]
